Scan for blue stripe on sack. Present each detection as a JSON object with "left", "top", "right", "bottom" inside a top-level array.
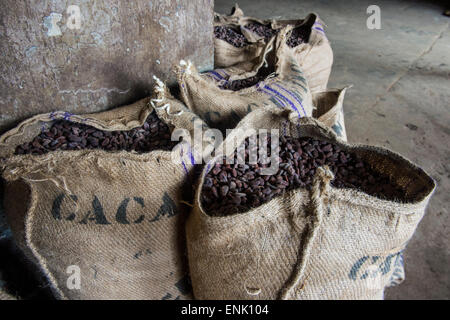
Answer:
[
  {"left": 179, "top": 148, "right": 189, "bottom": 175},
  {"left": 289, "top": 66, "right": 307, "bottom": 84},
  {"left": 290, "top": 79, "right": 307, "bottom": 92},
  {"left": 263, "top": 85, "right": 289, "bottom": 108},
  {"left": 264, "top": 85, "right": 301, "bottom": 118},
  {"left": 205, "top": 72, "right": 220, "bottom": 81},
  {"left": 204, "top": 161, "right": 213, "bottom": 177},
  {"left": 207, "top": 70, "right": 224, "bottom": 80},
  {"left": 313, "top": 26, "right": 325, "bottom": 34},
  {"left": 273, "top": 84, "right": 307, "bottom": 117},
  {"left": 289, "top": 90, "right": 309, "bottom": 117},
  {"left": 215, "top": 69, "right": 230, "bottom": 78},
  {"left": 63, "top": 112, "right": 73, "bottom": 121},
  {"left": 349, "top": 256, "right": 369, "bottom": 280},
  {"left": 259, "top": 88, "right": 286, "bottom": 108},
  {"left": 286, "top": 77, "right": 307, "bottom": 91},
  {"left": 256, "top": 85, "right": 286, "bottom": 108},
  {"left": 188, "top": 144, "right": 195, "bottom": 165},
  {"left": 181, "top": 160, "right": 189, "bottom": 175},
  {"left": 270, "top": 96, "right": 286, "bottom": 108},
  {"left": 313, "top": 21, "right": 324, "bottom": 29}
]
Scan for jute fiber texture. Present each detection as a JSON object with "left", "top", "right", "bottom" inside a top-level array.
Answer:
[
  {"left": 178, "top": 31, "right": 314, "bottom": 133},
  {"left": 313, "top": 87, "right": 350, "bottom": 141},
  {"left": 0, "top": 80, "right": 207, "bottom": 300},
  {"left": 214, "top": 7, "right": 333, "bottom": 92}
]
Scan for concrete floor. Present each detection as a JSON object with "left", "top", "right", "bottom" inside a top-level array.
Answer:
[{"left": 215, "top": 0, "right": 450, "bottom": 299}]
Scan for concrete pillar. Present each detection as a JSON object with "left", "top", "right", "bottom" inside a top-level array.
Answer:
[{"left": 0, "top": 0, "right": 214, "bottom": 133}]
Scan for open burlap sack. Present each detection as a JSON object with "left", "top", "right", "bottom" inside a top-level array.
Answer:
[
  {"left": 241, "top": 14, "right": 333, "bottom": 93},
  {"left": 313, "top": 87, "right": 349, "bottom": 141},
  {"left": 186, "top": 108, "right": 435, "bottom": 300},
  {"left": 214, "top": 37, "right": 266, "bottom": 70},
  {"left": 178, "top": 32, "right": 314, "bottom": 133},
  {"left": 213, "top": 8, "right": 333, "bottom": 92},
  {"left": 228, "top": 12, "right": 272, "bottom": 44},
  {"left": 213, "top": 5, "right": 267, "bottom": 68},
  {"left": 0, "top": 79, "right": 207, "bottom": 300},
  {"left": 213, "top": 36, "right": 269, "bottom": 76}
]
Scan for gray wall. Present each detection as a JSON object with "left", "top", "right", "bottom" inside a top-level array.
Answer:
[{"left": 0, "top": 0, "right": 214, "bottom": 133}]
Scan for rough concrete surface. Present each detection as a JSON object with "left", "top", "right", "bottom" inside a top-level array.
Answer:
[
  {"left": 0, "top": 0, "right": 214, "bottom": 299},
  {"left": 215, "top": 0, "right": 449, "bottom": 300},
  {"left": 0, "top": 0, "right": 213, "bottom": 133}
]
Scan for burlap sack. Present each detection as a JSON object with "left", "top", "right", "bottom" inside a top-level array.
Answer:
[
  {"left": 241, "top": 14, "right": 333, "bottom": 92},
  {"left": 313, "top": 87, "right": 349, "bottom": 141},
  {"left": 280, "top": 15, "right": 333, "bottom": 93},
  {"left": 228, "top": 13, "right": 272, "bottom": 44},
  {"left": 214, "top": 35, "right": 269, "bottom": 76},
  {"left": 213, "top": 5, "right": 267, "bottom": 69},
  {"left": 0, "top": 79, "right": 207, "bottom": 300},
  {"left": 214, "top": 4, "right": 244, "bottom": 25},
  {"left": 178, "top": 32, "right": 314, "bottom": 133},
  {"left": 214, "top": 36, "right": 268, "bottom": 72},
  {"left": 214, "top": 8, "right": 333, "bottom": 92},
  {"left": 186, "top": 108, "right": 435, "bottom": 300}
]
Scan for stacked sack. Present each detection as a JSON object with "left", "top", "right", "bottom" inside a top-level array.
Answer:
[
  {"left": 214, "top": 4, "right": 333, "bottom": 93},
  {"left": 204, "top": 5, "right": 345, "bottom": 139},
  {"left": 181, "top": 4, "right": 435, "bottom": 300}
]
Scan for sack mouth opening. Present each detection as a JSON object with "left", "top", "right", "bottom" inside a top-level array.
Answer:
[
  {"left": 214, "top": 65, "right": 278, "bottom": 93},
  {"left": 207, "top": 40, "right": 282, "bottom": 94},
  {"left": 196, "top": 128, "right": 435, "bottom": 220},
  {"left": 242, "top": 21, "right": 279, "bottom": 40},
  {"left": 214, "top": 36, "right": 250, "bottom": 49},
  {"left": 214, "top": 12, "right": 323, "bottom": 52},
  {"left": 284, "top": 15, "right": 317, "bottom": 47},
  {"left": 195, "top": 167, "right": 434, "bottom": 225},
  {"left": 197, "top": 167, "right": 434, "bottom": 224},
  {"left": 229, "top": 5, "right": 239, "bottom": 16},
  {"left": 10, "top": 113, "right": 177, "bottom": 157},
  {"left": 0, "top": 96, "right": 191, "bottom": 161},
  {"left": 352, "top": 146, "right": 436, "bottom": 205},
  {"left": 213, "top": 24, "right": 251, "bottom": 49}
]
